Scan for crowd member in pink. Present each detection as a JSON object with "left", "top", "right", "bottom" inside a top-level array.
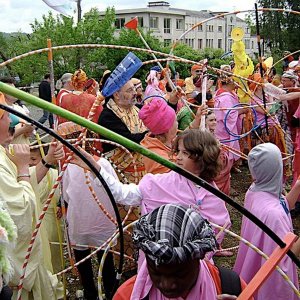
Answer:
[
  {"left": 206, "top": 110, "right": 232, "bottom": 196},
  {"left": 279, "top": 91, "right": 300, "bottom": 214},
  {"left": 71, "top": 129, "right": 231, "bottom": 246},
  {"left": 113, "top": 204, "right": 249, "bottom": 300},
  {"left": 234, "top": 143, "right": 300, "bottom": 300},
  {"left": 214, "top": 76, "right": 242, "bottom": 171},
  {"left": 139, "top": 97, "right": 204, "bottom": 175},
  {"left": 62, "top": 157, "right": 117, "bottom": 300},
  {"left": 139, "top": 97, "right": 178, "bottom": 174},
  {"left": 144, "top": 69, "right": 165, "bottom": 98}
]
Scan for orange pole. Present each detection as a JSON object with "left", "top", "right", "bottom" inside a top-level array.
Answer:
[
  {"left": 237, "top": 232, "right": 298, "bottom": 300},
  {"left": 47, "top": 39, "right": 56, "bottom": 105}
]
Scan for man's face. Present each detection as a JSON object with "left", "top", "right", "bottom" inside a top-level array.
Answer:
[
  {"left": 147, "top": 257, "right": 199, "bottom": 298},
  {"left": 281, "top": 77, "right": 295, "bottom": 88},
  {"left": 191, "top": 68, "right": 202, "bottom": 79},
  {"left": 114, "top": 81, "right": 137, "bottom": 109}
]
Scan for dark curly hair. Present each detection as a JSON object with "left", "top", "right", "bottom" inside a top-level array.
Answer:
[{"left": 173, "top": 129, "right": 221, "bottom": 182}]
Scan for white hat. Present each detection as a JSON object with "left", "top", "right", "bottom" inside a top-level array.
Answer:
[{"left": 282, "top": 70, "right": 298, "bottom": 81}]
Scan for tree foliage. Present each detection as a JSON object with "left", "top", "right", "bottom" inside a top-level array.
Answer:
[
  {"left": 258, "top": 0, "right": 300, "bottom": 54},
  {"left": 0, "top": 7, "right": 231, "bottom": 85}
]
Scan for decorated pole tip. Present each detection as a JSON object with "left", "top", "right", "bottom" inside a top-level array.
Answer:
[
  {"left": 102, "top": 52, "right": 142, "bottom": 97},
  {"left": 124, "top": 16, "right": 138, "bottom": 30}
]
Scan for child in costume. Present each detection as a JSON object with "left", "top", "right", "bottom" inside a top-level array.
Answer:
[
  {"left": 234, "top": 143, "right": 300, "bottom": 300},
  {"left": 71, "top": 129, "right": 231, "bottom": 247},
  {"left": 29, "top": 146, "right": 63, "bottom": 274}
]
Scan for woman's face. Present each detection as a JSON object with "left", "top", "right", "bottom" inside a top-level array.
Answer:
[
  {"left": 0, "top": 112, "right": 11, "bottom": 146},
  {"left": 206, "top": 113, "right": 217, "bottom": 133},
  {"left": 175, "top": 139, "right": 201, "bottom": 176}
]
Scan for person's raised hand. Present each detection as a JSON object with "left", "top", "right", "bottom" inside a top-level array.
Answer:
[
  {"left": 6, "top": 144, "right": 30, "bottom": 172},
  {"left": 70, "top": 147, "right": 100, "bottom": 173}
]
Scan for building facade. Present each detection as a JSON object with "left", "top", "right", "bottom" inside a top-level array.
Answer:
[{"left": 100, "top": 1, "right": 260, "bottom": 57}]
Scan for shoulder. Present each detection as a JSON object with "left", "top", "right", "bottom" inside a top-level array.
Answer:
[{"left": 113, "top": 276, "right": 137, "bottom": 300}]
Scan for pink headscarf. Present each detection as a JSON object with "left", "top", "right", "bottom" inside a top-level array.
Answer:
[{"left": 139, "top": 97, "right": 176, "bottom": 134}]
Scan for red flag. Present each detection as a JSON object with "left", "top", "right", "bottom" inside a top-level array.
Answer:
[{"left": 125, "top": 17, "right": 138, "bottom": 30}]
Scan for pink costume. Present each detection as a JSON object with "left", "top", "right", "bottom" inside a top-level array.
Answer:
[
  {"left": 131, "top": 260, "right": 217, "bottom": 300},
  {"left": 144, "top": 70, "right": 165, "bottom": 99},
  {"left": 94, "top": 169, "right": 231, "bottom": 245},
  {"left": 293, "top": 105, "right": 300, "bottom": 186},
  {"left": 63, "top": 158, "right": 117, "bottom": 248},
  {"left": 234, "top": 143, "right": 299, "bottom": 300},
  {"left": 214, "top": 89, "right": 241, "bottom": 162},
  {"left": 251, "top": 95, "right": 278, "bottom": 127}
]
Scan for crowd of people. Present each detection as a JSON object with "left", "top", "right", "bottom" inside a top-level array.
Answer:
[{"left": 0, "top": 53, "right": 299, "bottom": 300}]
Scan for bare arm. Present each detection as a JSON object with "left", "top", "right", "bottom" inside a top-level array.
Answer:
[
  {"left": 35, "top": 142, "right": 65, "bottom": 183},
  {"left": 291, "top": 237, "right": 300, "bottom": 257},
  {"left": 278, "top": 92, "right": 300, "bottom": 102},
  {"left": 286, "top": 178, "right": 300, "bottom": 210},
  {"left": 70, "top": 147, "right": 142, "bottom": 206}
]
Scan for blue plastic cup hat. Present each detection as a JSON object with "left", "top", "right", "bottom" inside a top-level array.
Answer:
[{"left": 102, "top": 52, "right": 143, "bottom": 97}]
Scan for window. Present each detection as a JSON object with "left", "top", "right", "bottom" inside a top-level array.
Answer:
[
  {"left": 218, "top": 26, "right": 222, "bottom": 32},
  {"left": 176, "top": 19, "right": 184, "bottom": 30},
  {"left": 228, "top": 25, "right": 234, "bottom": 36},
  {"left": 251, "top": 41, "right": 254, "bottom": 49},
  {"left": 228, "top": 39, "right": 233, "bottom": 50},
  {"left": 245, "top": 39, "right": 250, "bottom": 49},
  {"left": 197, "top": 24, "right": 203, "bottom": 31},
  {"left": 164, "top": 18, "right": 171, "bottom": 33},
  {"left": 150, "top": 17, "right": 159, "bottom": 29},
  {"left": 218, "top": 39, "right": 222, "bottom": 49},
  {"left": 207, "top": 25, "right": 214, "bottom": 32},
  {"left": 245, "top": 27, "right": 250, "bottom": 34},
  {"left": 206, "top": 39, "right": 213, "bottom": 48},
  {"left": 115, "top": 18, "right": 125, "bottom": 29},
  {"left": 185, "top": 38, "right": 194, "bottom": 48},
  {"left": 138, "top": 17, "right": 144, "bottom": 27},
  {"left": 198, "top": 39, "right": 203, "bottom": 49},
  {"left": 164, "top": 39, "right": 172, "bottom": 47}
]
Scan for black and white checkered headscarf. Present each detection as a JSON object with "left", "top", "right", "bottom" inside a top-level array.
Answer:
[{"left": 132, "top": 204, "right": 217, "bottom": 265}]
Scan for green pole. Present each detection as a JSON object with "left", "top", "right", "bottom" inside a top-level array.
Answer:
[
  {"left": 0, "top": 82, "right": 176, "bottom": 170},
  {"left": 3, "top": 81, "right": 300, "bottom": 265}
]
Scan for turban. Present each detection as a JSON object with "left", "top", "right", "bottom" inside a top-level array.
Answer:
[
  {"left": 288, "top": 61, "right": 299, "bottom": 69},
  {"left": 71, "top": 69, "right": 88, "bottom": 90},
  {"left": 150, "top": 66, "right": 161, "bottom": 72},
  {"left": 191, "top": 64, "right": 202, "bottom": 72},
  {"left": 138, "top": 97, "right": 176, "bottom": 134},
  {"left": 133, "top": 204, "right": 217, "bottom": 266},
  {"left": 248, "top": 73, "right": 264, "bottom": 91}
]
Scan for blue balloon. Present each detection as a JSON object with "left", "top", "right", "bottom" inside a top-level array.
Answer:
[{"left": 102, "top": 52, "right": 143, "bottom": 97}]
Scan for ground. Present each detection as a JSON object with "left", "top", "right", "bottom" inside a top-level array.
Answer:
[{"left": 26, "top": 103, "right": 300, "bottom": 299}]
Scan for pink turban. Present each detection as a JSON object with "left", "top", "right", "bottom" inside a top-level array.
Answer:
[{"left": 138, "top": 97, "right": 176, "bottom": 134}]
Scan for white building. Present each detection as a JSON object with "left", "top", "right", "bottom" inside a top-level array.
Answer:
[{"left": 100, "top": 1, "right": 260, "bottom": 57}]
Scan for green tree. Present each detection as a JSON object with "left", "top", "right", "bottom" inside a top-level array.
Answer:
[
  {"left": 258, "top": 0, "right": 300, "bottom": 54},
  {"left": 0, "top": 8, "right": 116, "bottom": 85}
]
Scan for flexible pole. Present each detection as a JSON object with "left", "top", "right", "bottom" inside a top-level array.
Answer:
[
  {"left": 1, "top": 84, "right": 300, "bottom": 269},
  {"left": 254, "top": 3, "right": 269, "bottom": 136}
]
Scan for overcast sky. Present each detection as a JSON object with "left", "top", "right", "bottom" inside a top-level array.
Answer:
[{"left": 1, "top": 0, "right": 256, "bottom": 33}]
